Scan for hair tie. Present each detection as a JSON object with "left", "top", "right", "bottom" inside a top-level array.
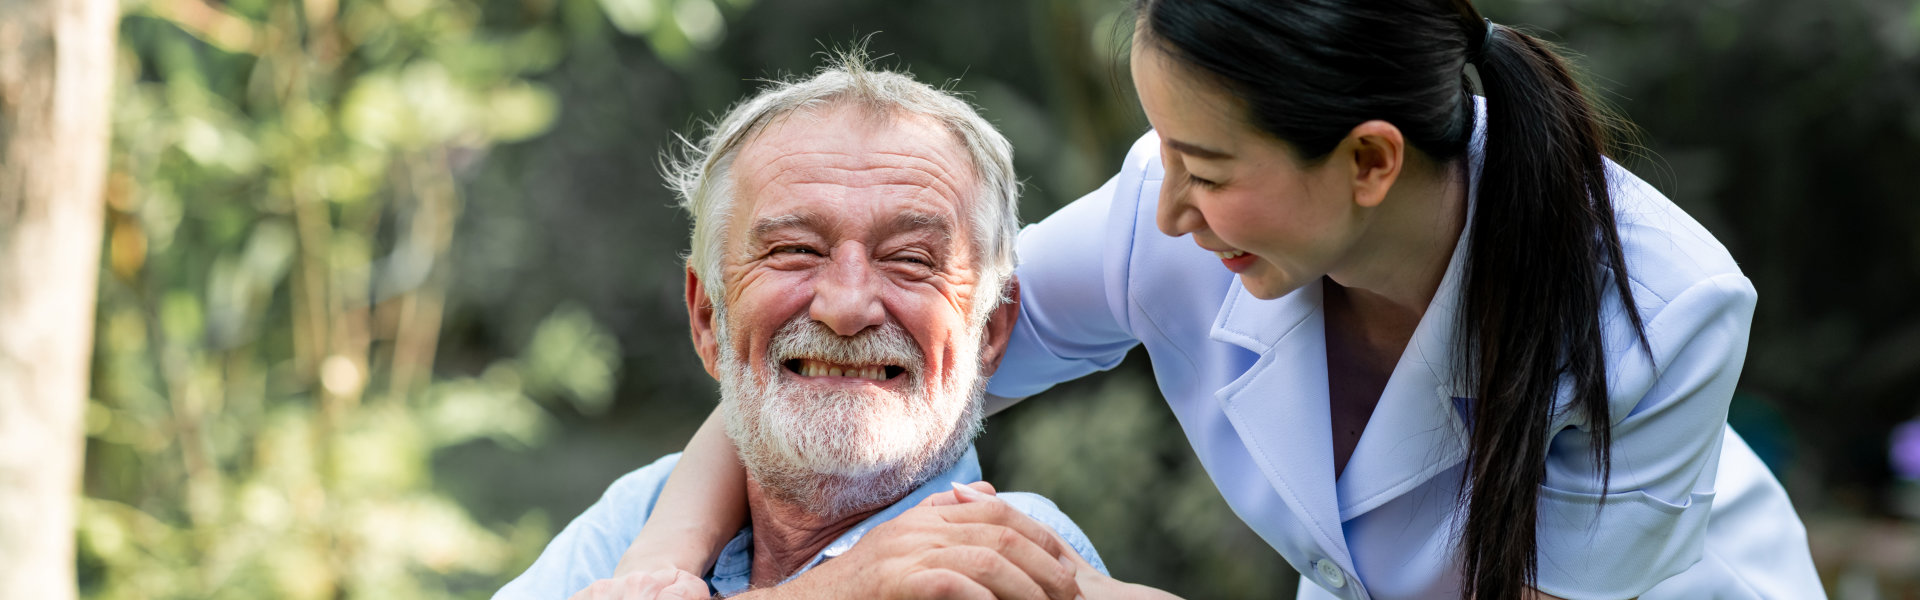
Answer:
[{"left": 1468, "top": 18, "right": 1496, "bottom": 65}]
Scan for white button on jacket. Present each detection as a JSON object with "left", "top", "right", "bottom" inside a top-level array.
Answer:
[
  {"left": 1316, "top": 559, "right": 1346, "bottom": 590},
  {"left": 986, "top": 110, "right": 1826, "bottom": 599}
]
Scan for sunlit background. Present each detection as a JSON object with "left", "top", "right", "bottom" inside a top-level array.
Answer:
[{"left": 78, "top": 0, "right": 1920, "bottom": 597}]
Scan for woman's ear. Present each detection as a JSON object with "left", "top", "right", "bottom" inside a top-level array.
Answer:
[
  {"left": 685, "top": 266, "right": 721, "bottom": 379},
  {"left": 1343, "top": 120, "right": 1406, "bottom": 208}
]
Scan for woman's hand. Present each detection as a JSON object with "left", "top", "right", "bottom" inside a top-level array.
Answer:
[{"left": 567, "top": 568, "right": 709, "bottom": 600}]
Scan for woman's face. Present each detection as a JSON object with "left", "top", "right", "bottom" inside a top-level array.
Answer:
[{"left": 1131, "top": 42, "right": 1366, "bottom": 301}]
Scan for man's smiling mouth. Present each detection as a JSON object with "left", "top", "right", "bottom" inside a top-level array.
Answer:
[{"left": 782, "top": 358, "right": 907, "bottom": 382}]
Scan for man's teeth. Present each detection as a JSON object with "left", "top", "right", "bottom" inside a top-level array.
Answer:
[
  {"left": 1215, "top": 249, "right": 1248, "bottom": 259},
  {"left": 797, "top": 359, "right": 889, "bottom": 381}
]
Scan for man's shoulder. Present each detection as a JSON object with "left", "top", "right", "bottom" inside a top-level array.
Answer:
[
  {"left": 605, "top": 452, "right": 682, "bottom": 507},
  {"left": 492, "top": 453, "right": 682, "bottom": 600},
  {"left": 995, "top": 492, "right": 1109, "bottom": 576}
]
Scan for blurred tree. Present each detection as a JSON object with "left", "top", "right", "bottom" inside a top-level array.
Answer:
[
  {"left": 80, "top": 0, "right": 602, "bottom": 597},
  {"left": 0, "top": 1, "right": 118, "bottom": 599}
]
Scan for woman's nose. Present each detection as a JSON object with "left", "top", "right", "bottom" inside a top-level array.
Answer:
[
  {"left": 1156, "top": 161, "right": 1205, "bottom": 238},
  {"left": 809, "top": 242, "right": 886, "bottom": 337}
]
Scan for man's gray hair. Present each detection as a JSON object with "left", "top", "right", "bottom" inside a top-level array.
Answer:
[{"left": 664, "top": 47, "right": 1020, "bottom": 323}]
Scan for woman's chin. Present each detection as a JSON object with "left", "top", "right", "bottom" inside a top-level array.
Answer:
[{"left": 1236, "top": 267, "right": 1301, "bottom": 301}]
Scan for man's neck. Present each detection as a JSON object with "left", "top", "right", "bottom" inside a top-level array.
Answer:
[{"left": 744, "top": 479, "right": 888, "bottom": 588}]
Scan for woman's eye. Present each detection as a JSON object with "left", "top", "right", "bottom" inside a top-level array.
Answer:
[
  {"left": 773, "top": 245, "right": 819, "bottom": 256},
  {"left": 892, "top": 254, "right": 932, "bottom": 267},
  {"left": 1188, "top": 174, "right": 1222, "bottom": 190}
]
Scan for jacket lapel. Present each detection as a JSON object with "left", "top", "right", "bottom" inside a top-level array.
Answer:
[
  {"left": 1335, "top": 175, "right": 1480, "bottom": 522},
  {"left": 1332, "top": 261, "right": 1471, "bottom": 521},
  {"left": 1209, "top": 277, "right": 1352, "bottom": 563}
]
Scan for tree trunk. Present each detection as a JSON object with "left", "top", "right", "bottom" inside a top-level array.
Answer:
[{"left": 0, "top": 0, "right": 117, "bottom": 598}]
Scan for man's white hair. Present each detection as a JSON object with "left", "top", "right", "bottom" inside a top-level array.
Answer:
[{"left": 664, "top": 46, "right": 1020, "bottom": 323}]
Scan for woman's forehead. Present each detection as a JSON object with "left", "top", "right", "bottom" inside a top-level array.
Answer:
[{"left": 1131, "top": 46, "right": 1253, "bottom": 151}]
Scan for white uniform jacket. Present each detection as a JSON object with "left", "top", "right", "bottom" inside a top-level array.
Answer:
[{"left": 985, "top": 127, "right": 1825, "bottom": 599}]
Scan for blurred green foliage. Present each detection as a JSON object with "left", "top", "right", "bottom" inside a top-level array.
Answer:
[
  {"left": 80, "top": 0, "right": 1920, "bottom": 597},
  {"left": 84, "top": 0, "right": 614, "bottom": 596}
]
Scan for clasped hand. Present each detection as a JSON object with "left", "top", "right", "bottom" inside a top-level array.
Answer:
[{"left": 571, "top": 481, "right": 1158, "bottom": 599}]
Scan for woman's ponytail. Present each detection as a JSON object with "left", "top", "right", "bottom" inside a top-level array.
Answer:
[{"left": 1455, "top": 15, "right": 1649, "bottom": 600}]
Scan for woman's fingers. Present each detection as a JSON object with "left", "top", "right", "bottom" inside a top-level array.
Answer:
[
  {"left": 924, "top": 481, "right": 998, "bottom": 507},
  {"left": 623, "top": 570, "right": 673, "bottom": 597},
  {"left": 658, "top": 570, "right": 709, "bottom": 600}
]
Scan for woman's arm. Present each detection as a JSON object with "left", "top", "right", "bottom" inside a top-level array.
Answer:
[
  {"left": 611, "top": 408, "right": 746, "bottom": 578},
  {"left": 983, "top": 393, "right": 1026, "bottom": 416}
]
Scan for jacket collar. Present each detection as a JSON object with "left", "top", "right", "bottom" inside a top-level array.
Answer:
[{"left": 1331, "top": 221, "right": 1473, "bottom": 521}]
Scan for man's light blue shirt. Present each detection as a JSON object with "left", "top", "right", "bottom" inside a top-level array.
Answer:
[{"left": 495, "top": 446, "right": 1106, "bottom": 598}]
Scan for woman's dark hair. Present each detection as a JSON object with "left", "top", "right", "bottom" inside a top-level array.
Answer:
[{"left": 1133, "top": 0, "right": 1648, "bottom": 598}]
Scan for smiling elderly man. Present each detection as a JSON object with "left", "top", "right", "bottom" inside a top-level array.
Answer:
[{"left": 493, "top": 53, "right": 1106, "bottom": 599}]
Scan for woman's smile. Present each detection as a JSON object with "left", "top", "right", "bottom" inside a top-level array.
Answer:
[{"left": 1204, "top": 245, "right": 1258, "bottom": 272}]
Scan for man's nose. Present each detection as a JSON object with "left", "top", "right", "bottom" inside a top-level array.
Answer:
[{"left": 810, "top": 242, "right": 886, "bottom": 336}]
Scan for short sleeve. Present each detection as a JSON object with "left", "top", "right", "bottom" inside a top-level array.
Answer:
[
  {"left": 493, "top": 454, "right": 680, "bottom": 600},
  {"left": 1533, "top": 274, "right": 1758, "bottom": 599},
  {"left": 987, "top": 136, "right": 1159, "bottom": 399}
]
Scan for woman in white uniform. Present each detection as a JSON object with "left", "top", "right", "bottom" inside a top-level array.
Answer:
[{"left": 606, "top": 0, "right": 1825, "bottom": 597}]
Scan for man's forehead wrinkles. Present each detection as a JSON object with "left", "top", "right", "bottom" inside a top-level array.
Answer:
[
  {"left": 865, "top": 150, "right": 963, "bottom": 179},
  {"left": 758, "top": 150, "right": 959, "bottom": 181},
  {"left": 759, "top": 163, "right": 963, "bottom": 205}
]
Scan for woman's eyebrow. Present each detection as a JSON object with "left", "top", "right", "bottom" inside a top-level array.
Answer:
[{"left": 1167, "top": 138, "right": 1233, "bottom": 160}]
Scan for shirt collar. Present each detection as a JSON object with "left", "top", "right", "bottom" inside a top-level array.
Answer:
[{"left": 706, "top": 446, "right": 984, "bottom": 596}]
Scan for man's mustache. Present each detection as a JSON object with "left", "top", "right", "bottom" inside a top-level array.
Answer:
[{"left": 766, "top": 317, "right": 922, "bottom": 381}]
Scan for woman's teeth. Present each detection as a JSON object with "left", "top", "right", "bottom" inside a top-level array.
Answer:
[
  {"left": 1215, "top": 249, "right": 1248, "bottom": 259},
  {"left": 797, "top": 359, "right": 889, "bottom": 381}
]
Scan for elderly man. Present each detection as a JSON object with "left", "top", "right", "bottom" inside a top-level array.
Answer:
[{"left": 493, "top": 53, "right": 1106, "bottom": 599}]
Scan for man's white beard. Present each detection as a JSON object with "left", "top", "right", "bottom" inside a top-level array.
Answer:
[{"left": 716, "top": 310, "right": 986, "bottom": 520}]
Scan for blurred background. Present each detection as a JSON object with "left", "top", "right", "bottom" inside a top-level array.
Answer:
[{"left": 57, "top": 0, "right": 1920, "bottom": 597}]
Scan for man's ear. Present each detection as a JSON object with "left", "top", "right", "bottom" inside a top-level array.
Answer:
[
  {"left": 686, "top": 266, "right": 722, "bottom": 379},
  {"left": 977, "top": 276, "right": 1020, "bottom": 377},
  {"left": 1343, "top": 120, "right": 1405, "bottom": 209}
]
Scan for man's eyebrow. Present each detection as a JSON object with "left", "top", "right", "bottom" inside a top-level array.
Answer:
[
  {"left": 747, "top": 213, "right": 826, "bottom": 245},
  {"left": 1167, "top": 138, "right": 1233, "bottom": 160},
  {"left": 888, "top": 211, "right": 952, "bottom": 242},
  {"left": 746, "top": 210, "right": 954, "bottom": 246}
]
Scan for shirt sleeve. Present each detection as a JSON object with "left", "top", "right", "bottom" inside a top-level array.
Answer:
[
  {"left": 493, "top": 454, "right": 681, "bottom": 600},
  {"left": 986, "top": 134, "right": 1159, "bottom": 399},
  {"left": 1532, "top": 274, "right": 1758, "bottom": 599}
]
